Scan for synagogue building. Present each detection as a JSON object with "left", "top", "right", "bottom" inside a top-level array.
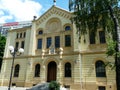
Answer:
[{"left": 0, "top": 5, "right": 116, "bottom": 90}]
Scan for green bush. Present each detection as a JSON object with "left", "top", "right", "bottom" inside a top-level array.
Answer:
[{"left": 49, "top": 81, "right": 60, "bottom": 90}]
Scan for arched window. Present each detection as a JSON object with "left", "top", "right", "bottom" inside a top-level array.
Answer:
[
  {"left": 38, "top": 30, "right": 43, "bottom": 35},
  {"left": 65, "top": 62, "right": 71, "bottom": 77},
  {"left": 14, "top": 64, "right": 20, "bottom": 77},
  {"left": 65, "top": 26, "right": 71, "bottom": 31},
  {"left": 34, "top": 64, "right": 40, "bottom": 77},
  {"left": 95, "top": 60, "right": 106, "bottom": 77}
]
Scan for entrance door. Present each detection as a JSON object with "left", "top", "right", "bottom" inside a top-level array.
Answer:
[{"left": 47, "top": 61, "right": 57, "bottom": 82}]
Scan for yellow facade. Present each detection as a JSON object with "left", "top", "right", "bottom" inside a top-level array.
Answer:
[{"left": 0, "top": 6, "right": 116, "bottom": 90}]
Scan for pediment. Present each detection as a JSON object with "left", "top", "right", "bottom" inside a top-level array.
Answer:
[{"left": 36, "top": 6, "right": 72, "bottom": 26}]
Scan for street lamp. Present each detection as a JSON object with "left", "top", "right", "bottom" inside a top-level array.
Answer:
[{"left": 8, "top": 46, "right": 24, "bottom": 90}]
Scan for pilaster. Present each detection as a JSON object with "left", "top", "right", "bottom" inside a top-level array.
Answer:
[{"left": 28, "top": 21, "right": 36, "bottom": 55}]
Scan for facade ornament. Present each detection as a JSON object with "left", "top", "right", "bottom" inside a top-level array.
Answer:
[
  {"left": 49, "top": 45, "right": 56, "bottom": 54},
  {"left": 59, "top": 47, "right": 63, "bottom": 59},
  {"left": 41, "top": 46, "right": 63, "bottom": 59},
  {"left": 42, "top": 49, "right": 45, "bottom": 59},
  {"left": 53, "top": 0, "right": 56, "bottom": 6}
]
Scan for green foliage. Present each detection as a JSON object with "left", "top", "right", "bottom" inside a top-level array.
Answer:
[
  {"left": 106, "top": 38, "right": 116, "bottom": 56},
  {"left": 105, "top": 61, "right": 115, "bottom": 70},
  {"left": 49, "top": 81, "right": 60, "bottom": 90},
  {"left": 106, "top": 38, "right": 120, "bottom": 58},
  {"left": 69, "top": 1, "right": 120, "bottom": 89},
  {"left": 0, "top": 35, "right": 6, "bottom": 58},
  {"left": 69, "top": 0, "right": 120, "bottom": 40},
  {"left": 0, "top": 35, "right": 6, "bottom": 70}
]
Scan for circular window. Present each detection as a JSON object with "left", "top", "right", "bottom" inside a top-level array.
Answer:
[
  {"left": 38, "top": 30, "right": 43, "bottom": 35},
  {"left": 65, "top": 26, "right": 71, "bottom": 31}
]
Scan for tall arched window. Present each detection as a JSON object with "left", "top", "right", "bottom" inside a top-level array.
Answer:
[
  {"left": 65, "top": 62, "right": 71, "bottom": 77},
  {"left": 34, "top": 64, "right": 40, "bottom": 77},
  {"left": 14, "top": 64, "right": 20, "bottom": 77},
  {"left": 95, "top": 60, "right": 106, "bottom": 77}
]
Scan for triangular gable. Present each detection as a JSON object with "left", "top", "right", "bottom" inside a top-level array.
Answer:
[{"left": 36, "top": 5, "right": 72, "bottom": 25}]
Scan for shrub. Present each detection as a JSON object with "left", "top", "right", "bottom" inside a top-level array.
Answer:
[{"left": 49, "top": 81, "right": 60, "bottom": 90}]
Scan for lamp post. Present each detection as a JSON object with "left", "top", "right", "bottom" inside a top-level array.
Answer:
[{"left": 8, "top": 46, "right": 24, "bottom": 90}]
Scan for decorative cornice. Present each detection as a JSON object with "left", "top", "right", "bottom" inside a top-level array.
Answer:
[
  {"left": 8, "top": 26, "right": 31, "bottom": 32},
  {"left": 80, "top": 50, "right": 106, "bottom": 55}
]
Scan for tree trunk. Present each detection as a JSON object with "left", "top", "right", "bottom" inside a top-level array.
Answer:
[{"left": 108, "top": 5, "right": 120, "bottom": 90}]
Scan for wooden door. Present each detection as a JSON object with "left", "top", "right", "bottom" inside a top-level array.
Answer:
[{"left": 47, "top": 61, "right": 57, "bottom": 82}]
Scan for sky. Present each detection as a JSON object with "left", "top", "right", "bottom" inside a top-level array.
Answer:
[{"left": 0, "top": 0, "right": 69, "bottom": 23}]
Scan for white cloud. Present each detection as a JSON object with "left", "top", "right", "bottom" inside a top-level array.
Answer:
[
  {"left": 0, "top": 0, "right": 42, "bottom": 23},
  {"left": 0, "top": 11, "right": 4, "bottom": 16},
  {"left": 0, "top": 16, "right": 13, "bottom": 23}
]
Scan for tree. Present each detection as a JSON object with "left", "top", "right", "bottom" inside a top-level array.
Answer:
[
  {"left": 69, "top": 0, "right": 120, "bottom": 90},
  {"left": 0, "top": 35, "right": 6, "bottom": 71}
]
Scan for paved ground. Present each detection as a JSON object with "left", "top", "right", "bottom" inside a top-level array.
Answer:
[
  {"left": 0, "top": 86, "right": 29, "bottom": 90},
  {"left": 0, "top": 86, "right": 68, "bottom": 90}
]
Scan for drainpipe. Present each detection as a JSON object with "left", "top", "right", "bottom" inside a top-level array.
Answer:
[
  {"left": 79, "top": 53, "right": 83, "bottom": 90},
  {"left": 78, "top": 43, "right": 83, "bottom": 90}
]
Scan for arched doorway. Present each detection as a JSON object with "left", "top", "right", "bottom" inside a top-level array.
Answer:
[{"left": 47, "top": 61, "right": 57, "bottom": 82}]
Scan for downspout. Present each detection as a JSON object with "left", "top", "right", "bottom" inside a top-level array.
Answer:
[
  {"left": 78, "top": 43, "right": 83, "bottom": 90},
  {"left": 79, "top": 53, "right": 83, "bottom": 90}
]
